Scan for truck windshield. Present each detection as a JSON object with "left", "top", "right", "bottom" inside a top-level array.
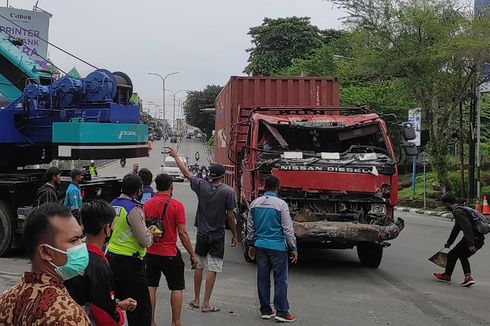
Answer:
[
  {"left": 165, "top": 161, "right": 178, "bottom": 167},
  {"left": 257, "top": 121, "right": 389, "bottom": 156}
]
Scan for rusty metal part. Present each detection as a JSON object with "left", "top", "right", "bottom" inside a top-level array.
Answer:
[
  {"left": 294, "top": 208, "right": 319, "bottom": 222},
  {"left": 293, "top": 218, "right": 404, "bottom": 242}
]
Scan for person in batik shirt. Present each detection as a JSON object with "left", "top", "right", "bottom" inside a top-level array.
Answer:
[{"left": 0, "top": 203, "right": 90, "bottom": 325}]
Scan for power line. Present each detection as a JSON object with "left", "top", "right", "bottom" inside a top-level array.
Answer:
[{"left": 0, "top": 12, "right": 98, "bottom": 70}]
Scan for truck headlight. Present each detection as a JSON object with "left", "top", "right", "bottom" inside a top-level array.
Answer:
[{"left": 369, "top": 204, "right": 386, "bottom": 216}]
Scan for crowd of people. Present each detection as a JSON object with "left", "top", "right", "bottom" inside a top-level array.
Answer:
[
  {"left": 0, "top": 146, "right": 485, "bottom": 325},
  {"left": 0, "top": 147, "right": 299, "bottom": 325}
]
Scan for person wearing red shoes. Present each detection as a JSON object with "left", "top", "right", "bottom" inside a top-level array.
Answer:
[{"left": 433, "top": 193, "right": 485, "bottom": 287}]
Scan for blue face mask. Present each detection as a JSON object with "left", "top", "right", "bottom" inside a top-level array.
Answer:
[{"left": 45, "top": 243, "right": 89, "bottom": 280}]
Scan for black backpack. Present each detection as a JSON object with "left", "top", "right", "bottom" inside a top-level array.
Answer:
[{"left": 459, "top": 206, "right": 490, "bottom": 235}]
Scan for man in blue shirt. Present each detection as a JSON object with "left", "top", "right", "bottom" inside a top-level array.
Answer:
[
  {"left": 64, "top": 169, "right": 83, "bottom": 224},
  {"left": 247, "top": 175, "right": 298, "bottom": 323},
  {"left": 138, "top": 168, "right": 155, "bottom": 204}
]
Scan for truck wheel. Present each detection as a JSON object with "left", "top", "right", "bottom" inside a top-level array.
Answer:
[
  {"left": 236, "top": 213, "right": 255, "bottom": 263},
  {"left": 357, "top": 242, "right": 383, "bottom": 268},
  {"left": 0, "top": 201, "right": 14, "bottom": 257}
]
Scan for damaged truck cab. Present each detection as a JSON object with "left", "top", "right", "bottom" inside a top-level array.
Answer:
[{"left": 215, "top": 77, "right": 415, "bottom": 268}]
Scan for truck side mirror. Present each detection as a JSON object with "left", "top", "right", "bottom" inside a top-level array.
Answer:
[
  {"left": 403, "top": 144, "right": 418, "bottom": 156},
  {"left": 401, "top": 123, "right": 416, "bottom": 141}
]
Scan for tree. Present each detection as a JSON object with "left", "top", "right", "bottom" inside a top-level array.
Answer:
[
  {"left": 329, "top": 0, "right": 490, "bottom": 191},
  {"left": 277, "top": 46, "right": 336, "bottom": 76},
  {"left": 183, "top": 85, "right": 222, "bottom": 136},
  {"left": 244, "top": 17, "right": 325, "bottom": 76}
]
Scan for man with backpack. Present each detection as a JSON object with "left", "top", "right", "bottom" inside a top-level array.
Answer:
[{"left": 433, "top": 193, "right": 486, "bottom": 287}]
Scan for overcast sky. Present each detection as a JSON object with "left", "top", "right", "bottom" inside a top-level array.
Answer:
[{"left": 7, "top": 0, "right": 345, "bottom": 117}]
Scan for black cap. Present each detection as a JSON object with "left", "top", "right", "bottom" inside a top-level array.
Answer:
[
  {"left": 208, "top": 164, "right": 225, "bottom": 180},
  {"left": 70, "top": 168, "right": 84, "bottom": 179}
]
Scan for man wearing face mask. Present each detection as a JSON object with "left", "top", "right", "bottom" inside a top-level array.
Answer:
[
  {"left": 0, "top": 203, "right": 90, "bottom": 325},
  {"left": 65, "top": 200, "right": 137, "bottom": 325},
  {"left": 107, "top": 174, "right": 160, "bottom": 326}
]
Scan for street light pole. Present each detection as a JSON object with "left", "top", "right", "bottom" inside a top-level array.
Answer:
[
  {"left": 148, "top": 71, "right": 179, "bottom": 131},
  {"left": 165, "top": 89, "right": 188, "bottom": 129}
]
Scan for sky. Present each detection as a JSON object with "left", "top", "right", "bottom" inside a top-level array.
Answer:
[{"left": 4, "top": 0, "right": 346, "bottom": 119}]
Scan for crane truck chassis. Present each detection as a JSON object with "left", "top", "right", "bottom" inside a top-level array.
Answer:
[{"left": 0, "top": 34, "right": 148, "bottom": 256}]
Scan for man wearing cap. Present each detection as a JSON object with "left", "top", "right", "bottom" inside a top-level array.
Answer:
[
  {"left": 169, "top": 148, "right": 238, "bottom": 313},
  {"left": 64, "top": 169, "right": 83, "bottom": 224}
]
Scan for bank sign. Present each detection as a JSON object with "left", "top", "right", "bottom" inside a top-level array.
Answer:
[{"left": 0, "top": 7, "right": 50, "bottom": 65}]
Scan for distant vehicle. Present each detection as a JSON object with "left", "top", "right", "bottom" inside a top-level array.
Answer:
[
  {"left": 161, "top": 156, "right": 187, "bottom": 181},
  {"left": 171, "top": 136, "right": 177, "bottom": 143},
  {"left": 186, "top": 133, "right": 193, "bottom": 139}
]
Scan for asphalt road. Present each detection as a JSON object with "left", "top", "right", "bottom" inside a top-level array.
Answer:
[{"left": 1, "top": 139, "right": 489, "bottom": 326}]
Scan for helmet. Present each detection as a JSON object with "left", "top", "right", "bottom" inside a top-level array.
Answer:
[{"left": 90, "top": 160, "right": 95, "bottom": 164}]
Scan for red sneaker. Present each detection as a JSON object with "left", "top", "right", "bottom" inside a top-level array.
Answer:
[
  {"left": 433, "top": 273, "right": 451, "bottom": 283},
  {"left": 461, "top": 276, "right": 475, "bottom": 287},
  {"left": 275, "top": 313, "right": 296, "bottom": 323}
]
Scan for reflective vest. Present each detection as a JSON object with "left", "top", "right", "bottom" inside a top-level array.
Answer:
[{"left": 107, "top": 198, "right": 147, "bottom": 259}]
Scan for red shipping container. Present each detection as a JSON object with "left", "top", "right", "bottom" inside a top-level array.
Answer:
[{"left": 214, "top": 76, "right": 340, "bottom": 165}]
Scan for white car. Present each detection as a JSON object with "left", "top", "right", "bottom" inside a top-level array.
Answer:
[{"left": 161, "top": 156, "right": 187, "bottom": 181}]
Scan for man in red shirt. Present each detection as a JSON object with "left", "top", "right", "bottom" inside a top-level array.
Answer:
[{"left": 143, "top": 173, "right": 198, "bottom": 326}]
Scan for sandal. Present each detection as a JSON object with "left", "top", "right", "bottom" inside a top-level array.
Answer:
[
  {"left": 201, "top": 306, "right": 220, "bottom": 313},
  {"left": 189, "top": 302, "right": 200, "bottom": 309}
]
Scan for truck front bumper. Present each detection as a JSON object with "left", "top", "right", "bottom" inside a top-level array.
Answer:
[{"left": 293, "top": 218, "right": 404, "bottom": 243}]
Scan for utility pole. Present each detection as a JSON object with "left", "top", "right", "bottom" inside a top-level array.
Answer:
[
  {"left": 468, "top": 92, "right": 476, "bottom": 201},
  {"left": 165, "top": 89, "right": 187, "bottom": 130},
  {"left": 476, "top": 85, "right": 482, "bottom": 199},
  {"left": 148, "top": 72, "right": 179, "bottom": 132}
]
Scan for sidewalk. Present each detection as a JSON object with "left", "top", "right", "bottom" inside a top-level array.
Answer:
[{"left": 395, "top": 206, "right": 453, "bottom": 220}]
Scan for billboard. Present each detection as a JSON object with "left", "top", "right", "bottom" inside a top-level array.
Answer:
[
  {"left": 0, "top": 7, "right": 50, "bottom": 65},
  {"left": 408, "top": 108, "right": 421, "bottom": 147}
]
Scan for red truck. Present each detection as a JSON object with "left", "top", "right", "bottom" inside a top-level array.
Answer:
[{"left": 214, "top": 76, "right": 416, "bottom": 267}]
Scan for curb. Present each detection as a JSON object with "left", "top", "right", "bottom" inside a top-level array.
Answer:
[{"left": 395, "top": 206, "right": 453, "bottom": 220}]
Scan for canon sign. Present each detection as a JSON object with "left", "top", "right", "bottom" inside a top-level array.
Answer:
[
  {"left": 10, "top": 13, "right": 31, "bottom": 21},
  {"left": 0, "top": 7, "right": 50, "bottom": 64}
]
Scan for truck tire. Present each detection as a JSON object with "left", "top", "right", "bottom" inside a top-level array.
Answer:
[
  {"left": 236, "top": 212, "right": 255, "bottom": 263},
  {"left": 0, "top": 201, "right": 14, "bottom": 257},
  {"left": 357, "top": 242, "right": 383, "bottom": 268}
]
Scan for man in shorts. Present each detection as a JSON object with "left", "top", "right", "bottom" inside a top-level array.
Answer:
[
  {"left": 143, "top": 173, "right": 197, "bottom": 326},
  {"left": 169, "top": 148, "right": 238, "bottom": 313}
]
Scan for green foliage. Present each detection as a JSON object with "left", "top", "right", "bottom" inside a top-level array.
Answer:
[
  {"left": 184, "top": 85, "right": 223, "bottom": 136},
  {"left": 329, "top": 0, "right": 490, "bottom": 189},
  {"left": 244, "top": 17, "right": 325, "bottom": 76},
  {"left": 277, "top": 46, "right": 336, "bottom": 77},
  {"left": 340, "top": 80, "right": 416, "bottom": 116}
]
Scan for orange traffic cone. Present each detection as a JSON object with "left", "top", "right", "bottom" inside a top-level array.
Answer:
[
  {"left": 475, "top": 200, "right": 482, "bottom": 213},
  {"left": 483, "top": 195, "right": 490, "bottom": 214}
]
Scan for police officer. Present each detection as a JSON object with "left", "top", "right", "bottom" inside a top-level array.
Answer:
[{"left": 107, "top": 174, "right": 161, "bottom": 326}]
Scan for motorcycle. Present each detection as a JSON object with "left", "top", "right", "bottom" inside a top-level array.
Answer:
[{"left": 120, "top": 158, "right": 127, "bottom": 168}]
